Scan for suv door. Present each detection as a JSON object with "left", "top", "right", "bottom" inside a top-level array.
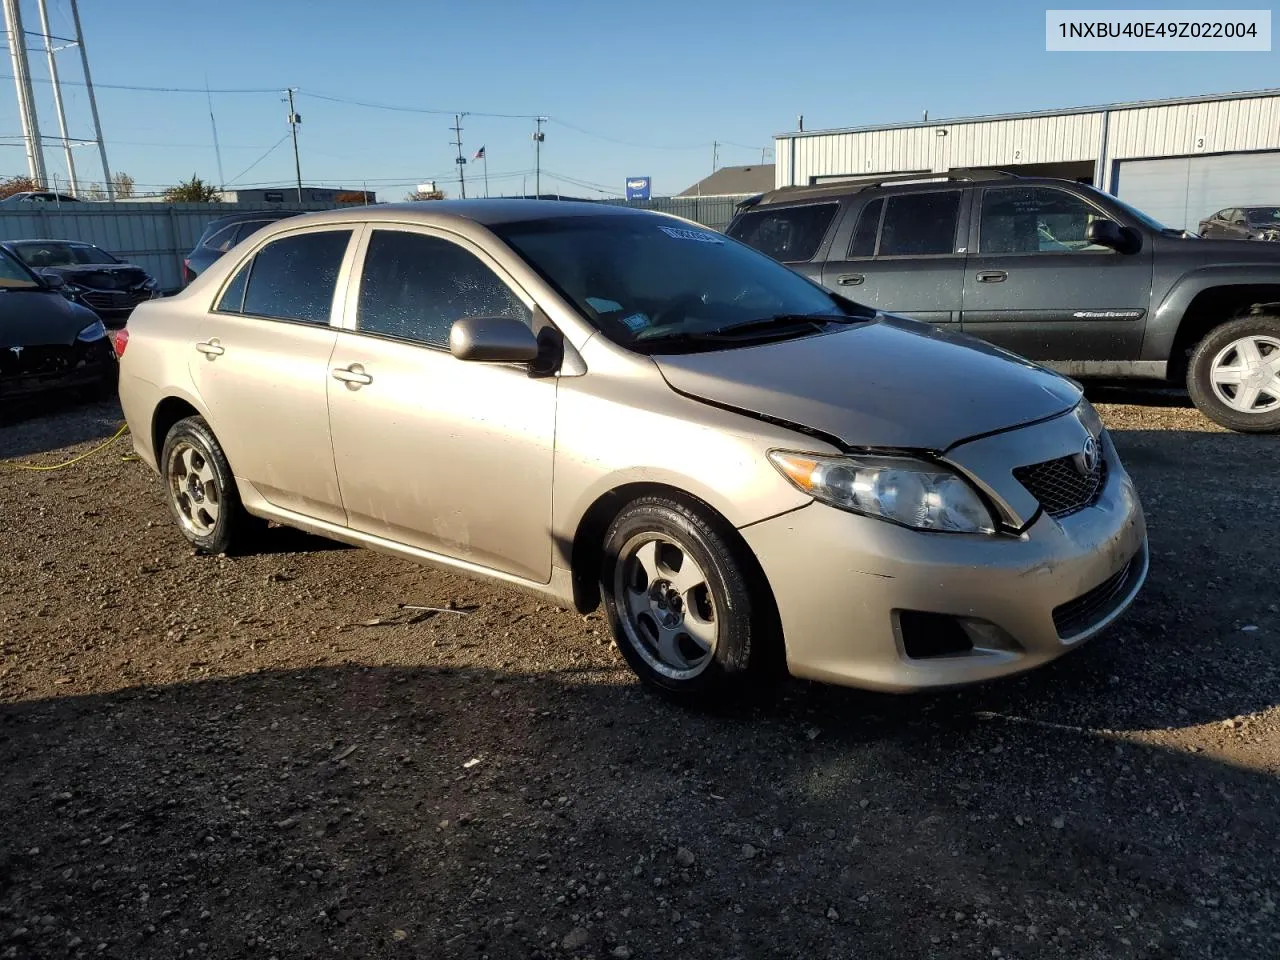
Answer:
[
  {"left": 326, "top": 226, "right": 557, "bottom": 582},
  {"left": 819, "top": 188, "right": 968, "bottom": 326},
  {"left": 724, "top": 201, "right": 841, "bottom": 281},
  {"left": 960, "top": 184, "right": 1153, "bottom": 363},
  {"left": 189, "top": 226, "right": 356, "bottom": 525}
]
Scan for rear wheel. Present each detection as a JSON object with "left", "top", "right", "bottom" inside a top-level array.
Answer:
[
  {"left": 600, "top": 496, "right": 780, "bottom": 702},
  {"left": 1187, "top": 314, "right": 1280, "bottom": 433},
  {"left": 160, "top": 416, "right": 264, "bottom": 554}
]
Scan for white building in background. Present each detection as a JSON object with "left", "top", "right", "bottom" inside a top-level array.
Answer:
[{"left": 773, "top": 88, "right": 1280, "bottom": 231}]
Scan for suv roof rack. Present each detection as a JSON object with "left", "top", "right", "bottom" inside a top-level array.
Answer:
[{"left": 736, "top": 168, "right": 1020, "bottom": 209}]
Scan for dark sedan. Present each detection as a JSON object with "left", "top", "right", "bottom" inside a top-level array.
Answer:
[
  {"left": 1198, "top": 206, "right": 1280, "bottom": 241},
  {"left": 1, "top": 239, "right": 159, "bottom": 328},
  {"left": 0, "top": 246, "right": 116, "bottom": 403},
  {"left": 183, "top": 210, "right": 302, "bottom": 285}
]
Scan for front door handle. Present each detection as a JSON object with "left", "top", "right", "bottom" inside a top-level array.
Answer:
[
  {"left": 836, "top": 274, "right": 865, "bottom": 286},
  {"left": 195, "top": 338, "right": 225, "bottom": 358},
  {"left": 975, "top": 270, "right": 1007, "bottom": 283},
  {"left": 331, "top": 364, "right": 373, "bottom": 388}
]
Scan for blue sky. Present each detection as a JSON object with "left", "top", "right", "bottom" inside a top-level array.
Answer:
[{"left": 2, "top": 0, "right": 1277, "bottom": 199}]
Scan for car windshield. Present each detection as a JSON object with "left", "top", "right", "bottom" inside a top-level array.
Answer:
[
  {"left": 492, "top": 214, "right": 861, "bottom": 352},
  {"left": 1101, "top": 192, "right": 1180, "bottom": 234},
  {"left": 11, "top": 241, "right": 118, "bottom": 267},
  {"left": 1245, "top": 207, "right": 1280, "bottom": 225},
  {"left": 0, "top": 248, "right": 42, "bottom": 289}
]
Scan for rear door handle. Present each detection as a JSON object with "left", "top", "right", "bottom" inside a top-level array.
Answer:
[
  {"left": 331, "top": 364, "right": 373, "bottom": 387},
  {"left": 975, "top": 270, "right": 1007, "bottom": 283},
  {"left": 836, "top": 274, "right": 864, "bottom": 286},
  {"left": 195, "top": 338, "right": 225, "bottom": 357}
]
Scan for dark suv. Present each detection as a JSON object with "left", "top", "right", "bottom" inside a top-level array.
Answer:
[
  {"left": 183, "top": 211, "right": 302, "bottom": 285},
  {"left": 726, "top": 169, "right": 1280, "bottom": 433}
]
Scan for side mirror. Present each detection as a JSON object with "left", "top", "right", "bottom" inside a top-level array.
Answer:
[
  {"left": 41, "top": 272, "right": 65, "bottom": 289},
  {"left": 449, "top": 316, "right": 541, "bottom": 363},
  {"left": 1085, "top": 218, "right": 1139, "bottom": 254}
]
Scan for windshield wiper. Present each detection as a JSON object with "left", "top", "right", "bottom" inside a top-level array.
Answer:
[
  {"left": 703, "top": 312, "right": 860, "bottom": 337},
  {"left": 634, "top": 313, "right": 864, "bottom": 348}
]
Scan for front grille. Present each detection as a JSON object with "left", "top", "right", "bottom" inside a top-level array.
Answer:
[
  {"left": 80, "top": 289, "right": 152, "bottom": 311},
  {"left": 1051, "top": 548, "right": 1143, "bottom": 640},
  {"left": 1013, "top": 453, "right": 1107, "bottom": 519}
]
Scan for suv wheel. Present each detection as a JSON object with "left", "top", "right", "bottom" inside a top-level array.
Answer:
[
  {"left": 1187, "top": 314, "right": 1280, "bottom": 433},
  {"left": 599, "top": 495, "right": 781, "bottom": 702},
  {"left": 161, "top": 415, "right": 264, "bottom": 554}
]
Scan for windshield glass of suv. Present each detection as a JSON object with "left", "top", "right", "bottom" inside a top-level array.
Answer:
[
  {"left": 1246, "top": 207, "right": 1280, "bottom": 225},
  {"left": 1101, "top": 192, "right": 1175, "bottom": 233},
  {"left": 11, "top": 241, "right": 118, "bottom": 267},
  {"left": 0, "top": 248, "right": 41, "bottom": 288},
  {"left": 493, "top": 214, "right": 853, "bottom": 349}
]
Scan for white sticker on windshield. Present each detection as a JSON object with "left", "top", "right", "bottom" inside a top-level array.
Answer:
[
  {"left": 586, "top": 296, "right": 623, "bottom": 313},
  {"left": 657, "top": 225, "right": 724, "bottom": 243},
  {"left": 619, "top": 312, "right": 649, "bottom": 332}
]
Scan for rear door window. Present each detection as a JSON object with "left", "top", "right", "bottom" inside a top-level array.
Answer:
[
  {"left": 847, "top": 198, "right": 884, "bottom": 257},
  {"left": 726, "top": 203, "right": 838, "bottom": 262},
  {"left": 877, "top": 191, "right": 962, "bottom": 256},
  {"left": 221, "top": 230, "right": 352, "bottom": 325}
]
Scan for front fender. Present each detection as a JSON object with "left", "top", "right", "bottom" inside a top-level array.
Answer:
[{"left": 1145, "top": 265, "right": 1280, "bottom": 361}]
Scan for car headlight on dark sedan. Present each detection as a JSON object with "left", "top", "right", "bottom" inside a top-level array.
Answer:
[
  {"left": 768, "top": 451, "right": 996, "bottom": 534},
  {"left": 76, "top": 319, "right": 108, "bottom": 342}
]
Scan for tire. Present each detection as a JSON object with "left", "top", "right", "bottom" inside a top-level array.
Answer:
[
  {"left": 599, "top": 495, "right": 781, "bottom": 702},
  {"left": 1187, "top": 313, "right": 1280, "bottom": 433},
  {"left": 160, "top": 415, "right": 264, "bottom": 554}
]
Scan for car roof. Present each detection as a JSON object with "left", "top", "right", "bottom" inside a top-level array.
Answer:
[
  {"left": 738, "top": 170, "right": 1092, "bottom": 209},
  {"left": 246, "top": 199, "right": 671, "bottom": 231},
  {"left": 4, "top": 238, "right": 98, "bottom": 246}
]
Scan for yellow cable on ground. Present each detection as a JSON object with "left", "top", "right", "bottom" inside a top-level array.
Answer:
[{"left": 0, "top": 423, "right": 131, "bottom": 472}]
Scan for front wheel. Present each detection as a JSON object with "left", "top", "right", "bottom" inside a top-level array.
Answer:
[
  {"left": 600, "top": 496, "right": 780, "bottom": 702},
  {"left": 1187, "top": 314, "right": 1280, "bottom": 433}
]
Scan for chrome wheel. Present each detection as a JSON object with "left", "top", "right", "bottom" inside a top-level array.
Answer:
[
  {"left": 1209, "top": 335, "right": 1280, "bottom": 414},
  {"left": 167, "top": 440, "right": 221, "bottom": 537},
  {"left": 613, "top": 533, "right": 718, "bottom": 680}
]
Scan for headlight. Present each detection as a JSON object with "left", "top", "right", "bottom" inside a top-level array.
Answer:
[
  {"left": 76, "top": 320, "right": 107, "bottom": 342},
  {"left": 1075, "top": 397, "right": 1104, "bottom": 438},
  {"left": 768, "top": 451, "right": 996, "bottom": 534}
]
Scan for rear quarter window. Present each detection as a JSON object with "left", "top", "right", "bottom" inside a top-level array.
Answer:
[{"left": 727, "top": 203, "right": 838, "bottom": 263}]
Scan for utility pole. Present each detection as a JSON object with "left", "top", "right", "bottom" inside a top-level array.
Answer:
[
  {"left": 4, "top": 0, "right": 48, "bottom": 186},
  {"left": 207, "top": 79, "right": 225, "bottom": 191},
  {"left": 532, "top": 117, "right": 546, "bottom": 199},
  {"left": 286, "top": 87, "right": 302, "bottom": 203},
  {"left": 36, "top": 0, "right": 77, "bottom": 195},
  {"left": 451, "top": 113, "right": 467, "bottom": 199},
  {"left": 67, "top": 0, "right": 112, "bottom": 198},
  {"left": 712, "top": 140, "right": 719, "bottom": 174}
]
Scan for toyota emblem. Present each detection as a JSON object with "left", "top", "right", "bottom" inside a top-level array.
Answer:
[{"left": 1075, "top": 435, "right": 1099, "bottom": 475}]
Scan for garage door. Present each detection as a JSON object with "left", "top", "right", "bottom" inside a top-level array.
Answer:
[{"left": 1113, "top": 151, "right": 1280, "bottom": 232}]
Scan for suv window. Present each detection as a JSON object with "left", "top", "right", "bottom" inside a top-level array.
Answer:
[
  {"left": 727, "top": 203, "right": 837, "bottom": 262},
  {"left": 218, "top": 230, "right": 351, "bottom": 324},
  {"left": 848, "top": 198, "right": 883, "bottom": 257},
  {"left": 356, "top": 230, "right": 530, "bottom": 348},
  {"left": 877, "top": 191, "right": 962, "bottom": 256},
  {"left": 234, "top": 220, "right": 274, "bottom": 244},
  {"left": 203, "top": 223, "right": 241, "bottom": 253},
  {"left": 979, "top": 187, "right": 1108, "bottom": 254}
]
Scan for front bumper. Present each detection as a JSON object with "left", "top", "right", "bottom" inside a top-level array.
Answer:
[
  {"left": 0, "top": 341, "right": 117, "bottom": 400},
  {"left": 741, "top": 434, "right": 1147, "bottom": 692}
]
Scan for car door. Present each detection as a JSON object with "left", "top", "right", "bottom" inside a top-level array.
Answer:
[
  {"left": 959, "top": 184, "right": 1153, "bottom": 363},
  {"left": 1199, "top": 211, "right": 1225, "bottom": 238},
  {"left": 1227, "top": 209, "right": 1251, "bottom": 239},
  {"left": 820, "top": 189, "right": 968, "bottom": 326},
  {"left": 724, "top": 201, "right": 842, "bottom": 282},
  {"left": 326, "top": 225, "right": 557, "bottom": 582},
  {"left": 189, "top": 226, "right": 356, "bottom": 525}
]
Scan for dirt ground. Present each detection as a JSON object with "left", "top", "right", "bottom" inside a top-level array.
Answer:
[{"left": 1, "top": 391, "right": 1278, "bottom": 960}]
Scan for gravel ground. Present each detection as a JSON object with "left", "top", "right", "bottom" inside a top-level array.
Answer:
[{"left": 1, "top": 392, "right": 1278, "bottom": 960}]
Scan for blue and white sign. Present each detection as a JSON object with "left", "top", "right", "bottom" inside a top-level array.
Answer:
[{"left": 625, "top": 176, "right": 651, "bottom": 201}]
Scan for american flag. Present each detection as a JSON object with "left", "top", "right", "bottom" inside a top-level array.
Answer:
[{"left": 474, "top": 146, "right": 486, "bottom": 160}]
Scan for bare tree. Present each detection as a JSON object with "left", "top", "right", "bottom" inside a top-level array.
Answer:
[
  {"left": 0, "top": 175, "right": 39, "bottom": 199},
  {"left": 84, "top": 182, "right": 106, "bottom": 201},
  {"left": 110, "top": 171, "right": 135, "bottom": 199}
]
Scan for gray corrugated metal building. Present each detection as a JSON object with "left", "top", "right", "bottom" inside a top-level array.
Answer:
[{"left": 774, "top": 88, "right": 1280, "bottom": 230}]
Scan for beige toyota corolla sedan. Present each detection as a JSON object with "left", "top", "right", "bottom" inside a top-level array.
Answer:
[{"left": 117, "top": 201, "right": 1148, "bottom": 700}]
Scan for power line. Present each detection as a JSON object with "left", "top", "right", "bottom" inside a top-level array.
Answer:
[
  {"left": 299, "top": 90, "right": 536, "bottom": 120},
  {"left": 224, "top": 133, "right": 289, "bottom": 185}
]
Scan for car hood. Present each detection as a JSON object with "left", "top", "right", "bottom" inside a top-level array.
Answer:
[
  {"left": 651, "top": 314, "right": 1082, "bottom": 451},
  {"left": 1176, "top": 235, "right": 1280, "bottom": 258},
  {"left": 39, "top": 263, "right": 151, "bottom": 288},
  {"left": 0, "top": 289, "right": 100, "bottom": 346}
]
